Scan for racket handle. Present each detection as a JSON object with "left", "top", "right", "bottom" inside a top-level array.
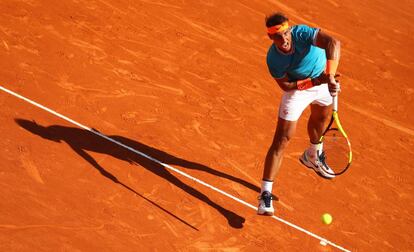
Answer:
[{"left": 332, "top": 95, "right": 338, "bottom": 112}]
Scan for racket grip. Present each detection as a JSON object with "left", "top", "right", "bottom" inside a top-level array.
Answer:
[{"left": 332, "top": 95, "right": 338, "bottom": 112}]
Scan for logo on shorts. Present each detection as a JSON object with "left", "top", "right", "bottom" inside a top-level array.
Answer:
[{"left": 283, "top": 109, "right": 289, "bottom": 115}]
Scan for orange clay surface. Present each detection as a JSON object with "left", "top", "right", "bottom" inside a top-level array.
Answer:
[{"left": 0, "top": 0, "right": 413, "bottom": 251}]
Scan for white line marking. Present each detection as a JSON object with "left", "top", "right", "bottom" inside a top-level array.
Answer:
[{"left": 0, "top": 85, "right": 350, "bottom": 252}]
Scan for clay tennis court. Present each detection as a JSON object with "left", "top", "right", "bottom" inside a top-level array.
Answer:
[{"left": 0, "top": 0, "right": 413, "bottom": 251}]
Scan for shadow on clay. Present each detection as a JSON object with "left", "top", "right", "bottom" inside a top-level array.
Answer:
[{"left": 14, "top": 118, "right": 257, "bottom": 229}]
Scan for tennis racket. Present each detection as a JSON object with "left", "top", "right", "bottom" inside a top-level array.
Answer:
[{"left": 317, "top": 95, "right": 352, "bottom": 176}]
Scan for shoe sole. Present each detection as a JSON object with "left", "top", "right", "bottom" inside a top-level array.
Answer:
[{"left": 257, "top": 210, "right": 274, "bottom": 216}]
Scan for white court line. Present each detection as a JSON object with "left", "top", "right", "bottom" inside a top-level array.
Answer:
[{"left": 0, "top": 85, "right": 350, "bottom": 252}]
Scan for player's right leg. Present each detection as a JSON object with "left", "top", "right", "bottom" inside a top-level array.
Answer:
[{"left": 258, "top": 117, "right": 297, "bottom": 215}]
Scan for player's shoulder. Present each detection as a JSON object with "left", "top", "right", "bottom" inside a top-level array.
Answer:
[
  {"left": 291, "top": 24, "right": 318, "bottom": 35},
  {"left": 266, "top": 44, "right": 282, "bottom": 65},
  {"left": 266, "top": 44, "right": 279, "bottom": 60},
  {"left": 291, "top": 24, "right": 319, "bottom": 42}
]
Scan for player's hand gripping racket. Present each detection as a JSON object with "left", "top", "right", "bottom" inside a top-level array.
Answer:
[{"left": 317, "top": 95, "right": 352, "bottom": 176}]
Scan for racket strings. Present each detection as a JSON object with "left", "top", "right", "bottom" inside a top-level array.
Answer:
[{"left": 321, "top": 129, "right": 350, "bottom": 174}]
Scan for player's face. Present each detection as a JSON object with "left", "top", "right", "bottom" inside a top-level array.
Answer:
[{"left": 269, "top": 28, "right": 292, "bottom": 53}]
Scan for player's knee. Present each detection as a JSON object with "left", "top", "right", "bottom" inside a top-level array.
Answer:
[
  {"left": 280, "top": 134, "right": 292, "bottom": 144},
  {"left": 320, "top": 113, "right": 330, "bottom": 122},
  {"left": 272, "top": 135, "right": 291, "bottom": 152}
]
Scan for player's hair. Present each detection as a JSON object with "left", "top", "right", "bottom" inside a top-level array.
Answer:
[{"left": 265, "top": 12, "right": 289, "bottom": 27}]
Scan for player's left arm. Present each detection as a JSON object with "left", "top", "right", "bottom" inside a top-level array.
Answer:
[
  {"left": 314, "top": 30, "right": 341, "bottom": 95},
  {"left": 315, "top": 30, "right": 340, "bottom": 61}
]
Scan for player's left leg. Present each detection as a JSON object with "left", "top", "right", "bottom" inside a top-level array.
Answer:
[
  {"left": 299, "top": 103, "right": 334, "bottom": 178},
  {"left": 307, "top": 103, "right": 331, "bottom": 145}
]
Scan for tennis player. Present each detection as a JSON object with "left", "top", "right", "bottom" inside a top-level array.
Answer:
[{"left": 258, "top": 13, "right": 341, "bottom": 215}]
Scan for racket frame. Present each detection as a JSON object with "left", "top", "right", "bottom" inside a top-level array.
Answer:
[{"left": 317, "top": 96, "right": 352, "bottom": 176}]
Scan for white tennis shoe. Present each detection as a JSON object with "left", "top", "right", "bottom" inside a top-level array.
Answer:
[
  {"left": 257, "top": 191, "right": 274, "bottom": 216},
  {"left": 299, "top": 151, "right": 335, "bottom": 179}
]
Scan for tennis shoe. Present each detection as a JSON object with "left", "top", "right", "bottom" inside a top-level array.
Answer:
[
  {"left": 299, "top": 151, "right": 335, "bottom": 179},
  {"left": 257, "top": 191, "right": 274, "bottom": 216}
]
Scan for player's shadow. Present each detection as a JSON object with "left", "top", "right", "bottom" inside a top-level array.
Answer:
[{"left": 15, "top": 118, "right": 255, "bottom": 229}]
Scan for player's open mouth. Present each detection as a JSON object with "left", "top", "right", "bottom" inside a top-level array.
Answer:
[
  {"left": 281, "top": 42, "right": 290, "bottom": 50},
  {"left": 277, "top": 42, "right": 291, "bottom": 53}
]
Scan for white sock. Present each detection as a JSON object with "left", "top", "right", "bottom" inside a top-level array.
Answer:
[
  {"left": 261, "top": 180, "right": 273, "bottom": 194},
  {"left": 306, "top": 143, "right": 321, "bottom": 159}
]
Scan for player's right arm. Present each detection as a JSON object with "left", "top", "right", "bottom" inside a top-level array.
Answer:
[{"left": 274, "top": 76, "right": 296, "bottom": 92}]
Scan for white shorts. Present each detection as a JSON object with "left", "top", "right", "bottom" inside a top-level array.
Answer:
[{"left": 278, "top": 84, "right": 332, "bottom": 121}]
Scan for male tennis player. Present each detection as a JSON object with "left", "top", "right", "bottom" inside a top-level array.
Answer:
[{"left": 257, "top": 13, "right": 341, "bottom": 215}]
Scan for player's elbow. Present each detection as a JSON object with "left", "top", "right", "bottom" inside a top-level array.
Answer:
[
  {"left": 276, "top": 81, "right": 292, "bottom": 92},
  {"left": 279, "top": 85, "right": 290, "bottom": 92},
  {"left": 330, "top": 37, "right": 340, "bottom": 50}
]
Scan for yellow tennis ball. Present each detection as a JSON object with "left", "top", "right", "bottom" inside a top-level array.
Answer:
[{"left": 321, "top": 213, "right": 333, "bottom": 225}]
